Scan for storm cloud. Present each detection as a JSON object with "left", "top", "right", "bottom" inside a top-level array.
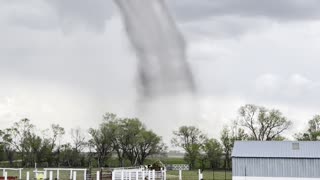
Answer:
[
  {"left": 1, "top": 0, "right": 320, "bottom": 142},
  {"left": 169, "top": 0, "right": 320, "bottom": 22}
]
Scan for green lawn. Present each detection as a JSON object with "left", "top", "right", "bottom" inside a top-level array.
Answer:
[
  {"left": 1, "top": 168, "right": 89, "bottom": 179},
  {"left": 167, "top": 170, "right": 232, "bottom": 180},
  {"left": 1, "top": 168, "right": 232, "bottom": 179}
]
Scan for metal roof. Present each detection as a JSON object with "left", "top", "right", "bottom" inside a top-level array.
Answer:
[{"left": 232, "top": 141, "right": 320, "bottom": 158}]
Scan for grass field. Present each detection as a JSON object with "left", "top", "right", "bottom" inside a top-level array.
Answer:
[
  {"left": 1, "top": 168, "right": 232, "bottom": 179},
  {"left": 1, "top": 168, "right": 88, "bottom": 179},
  {"left": 167, "top": 170, "right": 232, "bottom": 180}
]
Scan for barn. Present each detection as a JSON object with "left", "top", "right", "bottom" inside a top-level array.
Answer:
[{"left": 232, "top": 141, "right": 320, "bottom": 180}]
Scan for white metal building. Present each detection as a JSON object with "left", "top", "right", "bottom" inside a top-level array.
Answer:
[{"left": 232, "top": 141, "right": 320, "bottom": 180}]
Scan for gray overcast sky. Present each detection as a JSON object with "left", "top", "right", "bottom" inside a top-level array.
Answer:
[{"left": 1, "top": 0, "right": 320, "bottom": 143}]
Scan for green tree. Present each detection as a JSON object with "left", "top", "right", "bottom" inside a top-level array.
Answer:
[
  {"left": 171, "top": 126, "right": 206, "bottom": 169},
  {"left": 69, "top": 128, "right": 87, "bottom": 167},
  {"left": 136, "top": 129, "right": 166, "bottom": 165},
  {"left": 0, "top": 130, "right": 7, "bottom": 161},
  {"left": 24, "top": 133, "right": 43, "bottom": 166},
  {"left": 238, "top": 104, "right": 292, "bottom": 140},
  {"left": 1, "top": 119, "right": 56, "bottom": 167},
  {"left": 220, "top": 124, "right": 248, "bottom": 170},
  {"left": 46, "top": 124, "right": 65, "bottom": 166},
  {"left": 88, "top": 125, "right": 113, "bottom": 167},
  {"left": 39, "top": 138, "right": 52, "bottom": 166},
  {"left": 60, "top": 143, "right": 74, "bottom": 167},
  {"left": 2, "top": 118, "right": 35, "bottom": 166},
  {"left": 100, "top": 113, "right": 164, "bottom": 166},
  {"left": 101, "top": 113, "right": 126, "bottom": 166},
  {"left": 118, "top": 118, "right": 144, "bottom": 166},
  {"left": 71, "top": 128, "right": 87, "bottom": 153},
  {"left": 1, "top": 128, "right": 16, "bottom": 166},
  {"left": 203, "top": 138, "right": 223, "bottom": 170},
  {"left": 220, "top": 127, "right": 233, "bottom": 170},
  {"left": 49, "top": 124, "right": 65, "bottom": 151},
  {"left": 296, "top": 115, "right": 320, "bottom": 141}
]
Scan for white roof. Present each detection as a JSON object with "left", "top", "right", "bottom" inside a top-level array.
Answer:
[{"left": 232, "top": 141, "right": 320, "bottom": 158}]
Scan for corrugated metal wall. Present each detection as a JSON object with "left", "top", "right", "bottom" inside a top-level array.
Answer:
[{"left": 233, "top": 157, "right": 320, "bottom": 178}]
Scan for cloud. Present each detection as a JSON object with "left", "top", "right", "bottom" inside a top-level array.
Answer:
[
  {"left": 289, "top": 74, "right": 313, "bottom": 87},
  {"left": 47, "top": 0, "right": 114, "bottom": 32},
  {"left": 2, "top": 0, "right": 320, "bottom": 142},
  {"left": 1, "top": 0, "right": 58, "bottom": 30},
  {"left": 0, "top": 76, "right": 102, "bottom": 130},
  {"left": 0, "top": 14, "right": 137, "bottom": 97},
  {"left": 255, "top": 73, "right": 316, "bottom": 96},
  {"left": 169, "top": 0, "right": 320, "bottom": 22},
  {"left": 0, "top": 9, "right": 139, "bottom": 131},
  {"left": 252, "top": 73, "right": 320, "bottom": 109},
  {"left": 181, "top": 15, "right": 272, "bottom": 39},
  {"left": 285, "top": 74, "right": 318, "bottom": 98},
  {"left": 170, "top": 0, "right": 320, "bottom": 39},
  {"left": 255, "top": 74, "right": 280, "bottom": 95},
  {"left": 0, "top": 0, "right": 114, "bottom": 32}
]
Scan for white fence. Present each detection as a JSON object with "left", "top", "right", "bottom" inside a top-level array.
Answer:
[
  {"left": 0, "top": 168, "right": 23, "bottom": 179},
  {"left": 112, "top": 169, "right": 166, "bottom": 180},
  {"left": 0, "top": 167, "right": 170, "bottom": 180},
  {"left": 111, "top": 169, "right": 204, "bottom": 180},
  {"left": 43, "top": 168, "right": 87, "bottom": 180},
  {"left": 167, "top": 164, "right": 189, "bottom": 171}
]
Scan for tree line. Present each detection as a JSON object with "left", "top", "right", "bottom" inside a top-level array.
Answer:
[
  {"left": 0, "top": 104, "right": 319, "bottom": 169},
  {"left": 0, "top": 113, "right": 165, "bottom": 168},
  {"left": 172, "top": 104, "right": 320, "bottom": 170}
]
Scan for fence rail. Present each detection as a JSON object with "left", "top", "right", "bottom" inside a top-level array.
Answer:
[
  {"left": 0, "top": 167, "right": 231, "bottom": 180},
  {"left": 111, "top": 169, "right": 166, "bottom": 180}
]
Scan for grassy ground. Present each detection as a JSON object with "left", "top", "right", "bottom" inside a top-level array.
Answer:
[
  {"left": 1, "top": 168, "right": 232, "bottom": 179},
  {"left": 1, "top": 168, "right": 88, "bottom": 179},
  {"left": 167, "top": 170, "right": 232, "bottom": 180}
]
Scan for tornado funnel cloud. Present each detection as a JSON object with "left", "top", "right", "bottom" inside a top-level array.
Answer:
[{"left": 114, "top": 0, "right": 195, "bottom": 98}]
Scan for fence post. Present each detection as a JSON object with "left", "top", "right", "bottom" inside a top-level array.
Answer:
[
  {"left": 198, "top": 169, "right": 203, "bottom": 180},
  {"left": 84, "top": 169, "right": 87, "bottom": 180},
  {"left": 135, "top": 171, "right": 139, "bottom": 180},
  {"left": 179, "top": 170, "right": 182, "bottom": 180},
  {"left": 4, "top": 171, "right": 7, "bottom": 180},
  {"left": 129, "top": 171, "right": 131, "bottom": 180},
  {"left": 19, "top": 169, "right": 22, "bottom": 179},
  {"left": 112, "top": 171, "right": 115, "bottom": 180},
  {"left": 164, "top": 170, "right": 166, "bottom": 180},
  {"left": 142, "top": 170, "right": 145, "bottom": 180},
  {"left": 152, "top": 170, "right": 155, "bottom": 180},
  {"left": 96, "top": 171, "right": 100, "bottom": 180},
  {"left": 69, "top": 170, "right": 72, "bottom": 180},
  {"left": 73, "top": 171, "right": 77, "bottom": 180},
  {"left": 44, "top": 170, "right": 47, "bottom": 179},
  {"left": 26, "top": 171, "right": 30, "bottom": 180},
  {"left": 121, "top": 170, "right": 124, "bottom": 180},
  {"left": 57, "top": 169, "right": 60, "bottom": 180},
  {"left": 49, "top": 171, "right": 53, "bottom": 180}
]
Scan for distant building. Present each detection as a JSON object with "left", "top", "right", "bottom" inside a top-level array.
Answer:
[{"left": 232, "top": 141, "right": 320, "bottom": 180}]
